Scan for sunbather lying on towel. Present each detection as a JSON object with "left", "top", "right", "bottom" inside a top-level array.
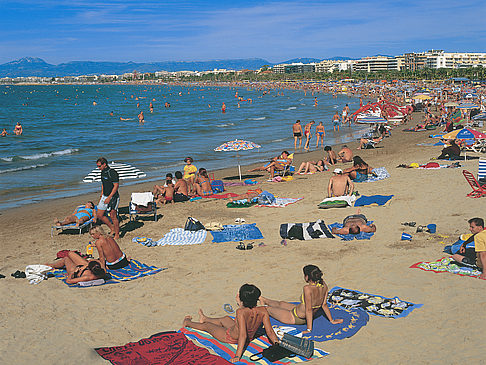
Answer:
[
  {"left": 260, "top": 265, "right": 343, "bottom": 333},
  {"left": 248, "top": 151, "right": 291, "bottom": 179},
  {"left": 228, "top": 189, "right": 263, "bottom": 202},
  {"left": 54, "top": 201, "right": 96, "bottom": 227},
  {"left": 46, "top": 251, "right": 107, "bottom": 284},
  {"left": 331, "top": 210, "right": 376, "bottom": 235},
  {"left": 89, "top": 226, "right": 130, "bottom": 270},
  {"left": 296, "top": 159, "right": 327, "bottom": 174},
  {"left": 183, "top": 284, "right": 279, "bottom": 363}
]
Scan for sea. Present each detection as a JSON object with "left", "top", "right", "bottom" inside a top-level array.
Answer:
[{"left": 0, "top": 83, "right": 367, "bottom": 210}]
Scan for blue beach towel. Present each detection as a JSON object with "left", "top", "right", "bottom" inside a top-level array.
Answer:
[
  {"left": 52, "top": 259, "right": 166, "bottom": 287},
  {"left": 354, "top": 195, "right": 393, "bottom": 207},
  {"left": 210, "top": 223, "right": 263, "bottom": 243},
  {"left": 269, "top": 303, "right": 369, "bottom": 342},
  {"left": 329, "top": 287, "right": 423, "bottom": 318},
  {"left": 327, "top": 221, "right": 375, "bottom": 241}
]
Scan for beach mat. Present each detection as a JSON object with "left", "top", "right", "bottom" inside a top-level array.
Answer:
[
  {"left": 280, "top": 220, "right": 334, "bottom": 240},
  {"left": 256, "top": 197, "right": 303, "bottom": 208},
  {"left": 180, "top": 327, "right": 329, "bottom": 364},
  {"left": 96, "top": 331, "right": 231, "bottom": 365},
  {"left": 132, "top": 228, "right": 207, "bottom": 247},
  {"left": 354, "top": 195, "right": 393, "bottom": 207},
  {"left": 211, "top": 223, "right": 263, "bottom": 243},
  {"left": 269, "top": 304, "right": 368, "bottom": 342},
  {"left": 52, "top": 259, "right": 166, "bottom": 286},
  {"left": 410, "top": 257, "right": 485, "bottom": 280},
  {"left": 327, "top": 222, "right": 374, "bottom": 241},
  {"left": 329, "top": 287, "right": 423, "bottom": 318}
]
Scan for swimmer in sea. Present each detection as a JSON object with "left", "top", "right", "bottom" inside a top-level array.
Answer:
[
  {"left": 109, "top": 111, "right": 114, "bottom": 116},
  {"left": 13, "top": 122, "right": 23, "bottom": 135},
  {"left": 315, "top": 122, "right": 325, "bottom": 149},
  {"left": 332, "top": 112, "right": 340, "bottom": 132},
  {"left": 222, "top": 102, "right": 226, "bottom": 113},
  {"left": 150, "top": 102, "right": 154, "bottom": 113},
  {"left": 314, "top": 97, "right": 318, "bottom": 107},
  {"left": 138, "top": 111, "right": 144, "bottom": 124},
  {"left": 1, "top": 128, "right": 9, "bottom": 136}
]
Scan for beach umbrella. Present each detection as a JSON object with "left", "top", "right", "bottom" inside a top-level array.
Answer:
[
  {"left": 472, "top": 112, "right": 486, "bottom": 120},
  {"left": 83, "top": 162, "right": 146, "bottom": 183},
  {"left": 441, "top": 128, "right": 486, "bottom": 140},
  {"left": 413, "top": 94, "right": 433, "bottom": 100},
  {"left": 214, "top": 139, "right": 261, "bottom": 180},
  {"left": 444, "top": 102, "right": 459, "bottom": 107},
  {"left": 457, "top": 103, "right": 480, "bottom": 109}
]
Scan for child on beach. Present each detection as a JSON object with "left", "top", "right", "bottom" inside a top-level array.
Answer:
[
  {"left": 183, "top": 284, "right": 279, "bottom": 363},
  {"left": 183, "top": 157, "right": 197, "bottom": 194},
  {"left": 154, "top": 175, "right": 175, "bottom": 204}
]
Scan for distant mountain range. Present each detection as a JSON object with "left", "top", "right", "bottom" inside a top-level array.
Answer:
[{"left": 0, "top": 56, "right": 354, "bottom": 77}]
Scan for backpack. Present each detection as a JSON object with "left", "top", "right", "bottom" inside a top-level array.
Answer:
[{"left": 210, "top": 180, "right": 224, "bottom": 193}]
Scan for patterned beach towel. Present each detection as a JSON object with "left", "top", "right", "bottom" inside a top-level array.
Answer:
[
  {"left": 354, "top": 195, "right": 393, "bottom": 207},
  {"left": 269, "top": 304, "right": 368, "bottom": 342},
  {"left": 280, "top": 220, "right": 334, "bottom": 241},
  {"left": 211, "top": 223, "right": 264, "bottom": 243},
  {"left": 96, "top": 331, "right": 231, "bottom": 365},
  {"left": 256, "top": 197, "right": 303, "bottom": 208},
  {"left": 410, "top": 257, "right": 485, "bottom": 280},
  {"left": 180, "top": 327, "right": 329, "bottom": 364},
  {"left": 327, "top": 222, "right": 375, "bottom": 241},
  {"left": 52, "top": 259, "right": 166, "bottom": 287},
  {"left": 328, "top": 287, "right": 423, "bottom": 318},
  {"left": 359, "top": 167, "right": 390, "bottom": 183},
  {"left": 133, "top": 229, "right": 207, "bottom": 246}
]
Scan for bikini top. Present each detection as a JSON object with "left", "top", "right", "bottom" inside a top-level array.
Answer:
[
  {"left": 72, "top": 265, "right": 90, "bottom": 279},
  {"left": 76, "top": 206, "right": 94, "bottom": 216},
  {"left": 301, "top": 283, "right": 324, "bottom": 309}
]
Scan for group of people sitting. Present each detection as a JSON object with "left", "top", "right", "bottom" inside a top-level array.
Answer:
[{"left": 183, "top": 265, "right": 342, "bottom": 363}]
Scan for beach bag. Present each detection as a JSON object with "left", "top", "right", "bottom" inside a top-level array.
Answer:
[
  {"left": 257, "top": 191, "right": 275, "bottom": 205},
  {"left": 249, "top": 333, "right": 314, "bottom": 361},
  {"left": 210, "top": 180, "right": 224, "bottom": 193},
  {"left": 184, "top": 217, "right": 205, "bottom": 231}
]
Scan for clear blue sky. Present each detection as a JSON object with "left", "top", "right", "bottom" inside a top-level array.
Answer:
[{"left": 0, "top": 0, "right": 485, "bottom": 64}]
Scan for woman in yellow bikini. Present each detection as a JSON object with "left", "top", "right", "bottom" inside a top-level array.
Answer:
[{"left": 260, "top": 265, "right": 343, "bottom": 333}]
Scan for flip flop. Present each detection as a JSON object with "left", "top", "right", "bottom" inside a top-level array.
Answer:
[
  {"left": 246, "top": 242, "right": 253, "bottom": 250},
  {"left": 223, "top": 304, "right": 235, "bottom": 314},
  {"left": 236, "top": 242, "right": 246, "bottom": 250}
]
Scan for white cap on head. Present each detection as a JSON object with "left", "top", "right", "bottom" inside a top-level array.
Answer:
[{"left": 333, "top": 168, "right": 343, "bottom": 174}]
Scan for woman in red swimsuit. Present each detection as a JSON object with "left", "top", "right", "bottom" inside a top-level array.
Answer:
[{"left": 183, "top": 284, "right": 279, "bottom": 363}]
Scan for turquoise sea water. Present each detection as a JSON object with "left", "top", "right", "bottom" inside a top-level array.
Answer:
[{"left": 0, "top": 84, "right": 365, "bottom": 209}]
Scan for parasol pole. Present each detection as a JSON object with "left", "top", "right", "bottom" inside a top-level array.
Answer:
[{"left": 237, "top": 151, "right": 242, "bottom": 181}]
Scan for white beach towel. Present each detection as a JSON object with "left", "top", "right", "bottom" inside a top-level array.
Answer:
[
  {"left": 25, "top": 265, "right": 52, "bottom": 285},
  {"left": 255, "top": 197, "right": 303, "bottom": 207},
  {"left": 319, "top": 195, "right": 357, "bottom": 206},
  {"left": 154, "top": 228, "right": 207, "bottom": 246},
  {"left": 131, "top": 192, "right": 153, "bottom": 207}
]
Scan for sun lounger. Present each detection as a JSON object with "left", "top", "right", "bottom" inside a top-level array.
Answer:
[
  {"left": 129, "top": 192, "right": 157, "bottom": 221},
  {"left": 51, "top": 213, "right": 96, "bottom": 237}
]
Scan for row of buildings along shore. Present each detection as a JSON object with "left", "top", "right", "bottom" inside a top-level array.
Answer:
[{"left": 2, "top": 50, "right": 486, "bottom": 84}]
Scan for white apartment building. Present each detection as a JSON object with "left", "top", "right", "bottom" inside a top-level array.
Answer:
[
  {"left": 425, "top": 52, "right": 486, "bottom": 69},
  {"left": 353, "top": 56, "right": 398, "bottom": 72},
  {"left": 315, "top": 60, "right": 338, "bottom": 73},
  {"left": 272, "top": 63, "right": 316, "bottom": 73}
]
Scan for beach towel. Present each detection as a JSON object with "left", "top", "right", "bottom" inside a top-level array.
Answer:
[
  {"left": 180, "top": 327, "right": 329, "bottom": 365},
  {"left": 269, "top": 304, "right": 368, "bottom": 342},
  {"left": 318, "top": 195, "right": 357, "bottom": 209},
  {"left": 52, "top": 259, "right": 166, "bottom": 286},
  {"left": 327, "top": 222, "right": 375, "bottom": 241},
  {"left": 329, "top": 287, "right": 423, "bottom": 318},
  {"left": 25, "top": 265, "right": 52, "bottom": 285},
  {"left": 354, "top": 195, "right": 393, "bottom": 207},
  {"left": 410, "top": 257, "right": 485, "bottom": 280},
  {"left": 211, "top": 223, "right": 264, "bottom": 243},
  {"left": 359, "top": 167, "right": 390, "bottom": 183},
  {"left": 280, "top": 220, "right": 334, "bottom": 240},
  {"left": 131, "top": 192, "right": 153, "bottom": 206},
  {"left": 226, "top": 200, "right": 258, "bottom": 208},
  {"left": 256, "top": 197, "right": 303, "bottom": 208},
  {"left": 145, "top": 228, "right": 207, "bottom": 246},
  {"left": 96, "top": 331, "right": 231, "bottom": 365},
  {"left": 202, "top": 192, "right": 239, "bottom": 199}
]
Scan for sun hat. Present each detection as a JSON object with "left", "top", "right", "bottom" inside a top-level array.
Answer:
[{"left": 333, "top": 168, "right": 343, "bottom": 174}]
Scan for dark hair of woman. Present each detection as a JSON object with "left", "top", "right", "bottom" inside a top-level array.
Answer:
[
  {"left": 353, "top": 156, "right": 367, "bottom": 167},
  {"left": 239, "top": 284, "right": 261, "bottom": 308},
  {"left": 303, "top": 264, "right": 324, "bottom": 285},
  {"left": 88, "top": 261, "right": 106, "bottom": 279}
]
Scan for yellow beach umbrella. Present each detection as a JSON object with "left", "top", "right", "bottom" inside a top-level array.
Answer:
[{"left": 414, "top": 94, "right": 433, "bottom": 100}]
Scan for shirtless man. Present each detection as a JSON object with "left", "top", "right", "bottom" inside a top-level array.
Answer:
[
  {"left": 324, "top": 146, "right": 337, "bottom": 165},
  {"left": 1, "top": 128, "right": 8, "bottom": 136},
  {"left": 328, "top": 168, "right": 354, "bottom": 197},
  {"left": 138, "top": 111, "right": 144, "bottom": 124},
  {"left": 174, "top": 171, "right": 190, "bottom": 202},
  {"left": 337, "top": 145, "right": 353, "bottom": 163},
  {"left": 332, "top": 112, "right": 340, "bottom": 132},
  {"left": 332, "top": 211, "right": 376, "bottom": 235},
  {"left": 13, "top": 122, "right": 23, "bottom": 135},
  {"left": 292, "top": 120, "right": 303, "bottom": 149},
  {"left": 89, "top": 226, "right": 130, "bottom": 270}
]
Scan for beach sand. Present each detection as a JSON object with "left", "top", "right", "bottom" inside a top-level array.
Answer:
[{"left": 1, "top": 111, "right": 485, "bottom": 364}]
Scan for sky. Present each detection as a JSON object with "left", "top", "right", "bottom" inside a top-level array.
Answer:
[{"left": 0, "top": 0, "right": 485, "bottom": 64}]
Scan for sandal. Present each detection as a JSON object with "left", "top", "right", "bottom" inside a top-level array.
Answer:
[
  {"left": 246, "top": 242, "right": 253, "bottom": 250},
  {"left": 416, "top": 225, "right": 425, "bottom": 233},
  {"left": 236, "top": 242, "right": 246, "bottom": 250},
  {"left": 401, "top": 222, "right": 416, "bottom": 227}
]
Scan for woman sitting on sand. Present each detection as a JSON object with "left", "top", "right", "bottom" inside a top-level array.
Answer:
[
  {"left": 54, "top": 202, "right": 96, "bottom": 227},
  {"left": 343, "top": 156, "right": 375, "bottom": 182},
  {"left": 46, "top": 251, "right": 107, "bottom": 284},
  {"left": 193, "top": 168, "right": 213, "bottom": 196},
  {"left": 183, "top": 284, "right": 279, "bottom": 363},
  {"left": 260, "top": 265, "right": 342, "bottom": 333}
]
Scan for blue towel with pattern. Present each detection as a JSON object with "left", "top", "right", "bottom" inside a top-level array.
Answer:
[
  {"left": 328, "top": 221, "right": 375, "bottom": 241},
  {"left": 354, "top": 195, "right": 393, "bottom": 207},
  {"left": 52, "top": 259, "right": 166, "bottom": 287},
  {"left": 210, "top": 223, "right": 263, "bottom": 243}
]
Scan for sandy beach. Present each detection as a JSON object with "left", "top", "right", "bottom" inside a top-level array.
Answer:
[{"left": 1, "top": 110, "right": 485, "bottom": 364}]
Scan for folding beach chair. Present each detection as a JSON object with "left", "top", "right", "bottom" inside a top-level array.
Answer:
[
  {"left": 129, "top": 192, "right": 157, "bottom": 221},
  {"left": 462, "top": 170, "right": 486, "bottom": 198},
  {"left": 275, "top": 153, "right": 295, "bottom": 177},
  {"left": 51, "top": 207, "right": 97, "bottom": 237}
]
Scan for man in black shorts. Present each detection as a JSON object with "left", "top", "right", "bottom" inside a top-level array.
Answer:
[
  {"left": 331, "top": 211, "right": 376, "bottom": 235},
  {"left": 292, "top": 120, "right": 303, "bottom": 150},
  {"left": 96, "top": 157, "right": 120, "bottom": 239}
]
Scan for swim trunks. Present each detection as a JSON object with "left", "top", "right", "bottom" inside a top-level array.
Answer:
[
  {"left": 174, "top": 193, "right": 190, "bottom": 202},
  {"left": 294, "top": 132, "right": 302, "bottom": 137},
  {"left": 333, "top": 121, "right": 339, "bottom": 126},
  {"left": 106, "top": 253, "right": 130, "bottom": 270},
  {"left": 343, "top": 214, "right": 367, "bottom": 225},
  {"left": 97, "top": 195, "right": 120, "bottom": 212}
]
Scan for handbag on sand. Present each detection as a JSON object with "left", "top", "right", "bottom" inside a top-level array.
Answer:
[
  {"left": 249, "top": 333, "right": 314, "bottom": 361},
  {"left": 184, "top": 217, "right": 205, "bottom": 231}
]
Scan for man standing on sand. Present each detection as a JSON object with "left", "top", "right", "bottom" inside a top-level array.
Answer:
[
  {"left": 337, "top": 145, "right": 353, "bottom": 163},
  {"left": 332, "top": 112, "right": 340, "bottom": 132},
  {"left": 451, "top": 217, "right": 486, "bottom": 279},
  {"left": 96, "top": 157, "right": 120, "bottom": 240},
  {"left": 328, "top": 168, "right": 354, "bottom": 197},
  {"left": 292, "top": 120, "right": 303, "bottom": 149}
]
